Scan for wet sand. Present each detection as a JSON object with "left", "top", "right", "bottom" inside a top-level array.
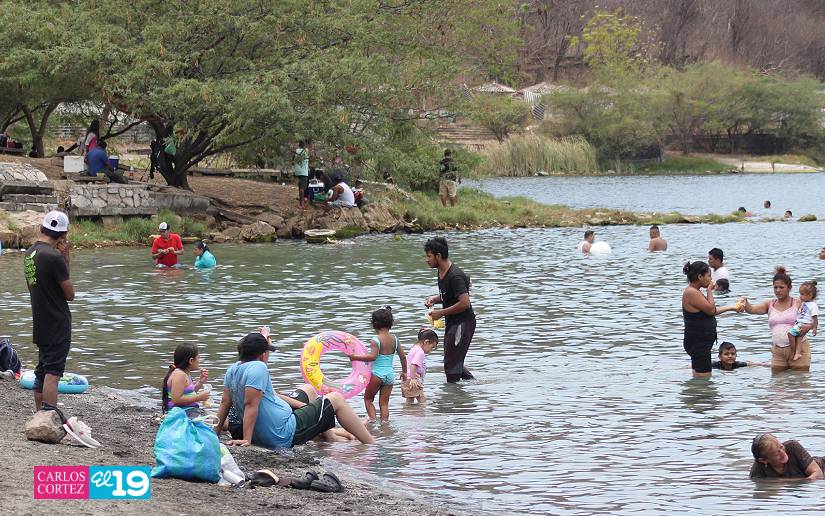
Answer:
[{"left": 0, "top": 379, "right": 452, "bottom": 515}]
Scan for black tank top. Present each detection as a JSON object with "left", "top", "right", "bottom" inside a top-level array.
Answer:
[{"left": 683, "top": 308, "right": 717, "bottom": 339}]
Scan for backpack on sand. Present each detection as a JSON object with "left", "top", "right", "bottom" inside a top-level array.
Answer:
[{"left": 0, "top": 337, "right": 22, "bottom": 374}]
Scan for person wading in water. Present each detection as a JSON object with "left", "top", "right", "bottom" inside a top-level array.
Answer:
[{"left": 424, "top": 237, "right": 476, "bottom": 383}]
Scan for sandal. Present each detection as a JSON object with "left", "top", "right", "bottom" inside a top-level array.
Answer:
[
  {"left": 310, "top": 472, "right": 343, "bottom": 493},
  {"left": 249, "top": 470, "right": 280, "bottom": 487},
  {"left": 289, "top": 471, "right": 319, "bottom": 490}
]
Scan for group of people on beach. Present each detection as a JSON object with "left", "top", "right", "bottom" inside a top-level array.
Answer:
[
  {"left": 158, "top": 236, "right": 475, "bottom": 448},
  {"left": 21, "top": 210, "right": 476, "bottom": 450}
]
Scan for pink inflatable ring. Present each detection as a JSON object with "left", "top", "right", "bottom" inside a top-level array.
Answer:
[{"left": 301, "top": 330, "right": 372, "bottom": 399}]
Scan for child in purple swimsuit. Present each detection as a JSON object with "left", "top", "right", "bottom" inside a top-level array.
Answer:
[{"left": 162, "top": 343, "right": 209, "bottom": 412}]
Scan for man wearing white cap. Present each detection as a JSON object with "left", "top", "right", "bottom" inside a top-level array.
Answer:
[
  {"left": 151, "top": 221, "right": 183, "bottom": 267},
  {"left": 23, "top": 211, "right": 100, "bottom": 447},
  {"left": 23, "top": 211, "right": 75, "bottom": 412}
]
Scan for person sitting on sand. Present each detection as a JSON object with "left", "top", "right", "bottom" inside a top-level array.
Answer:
[
  {"left": 326, "top": 174, "right": 357, "bottom": 208},
  {"left": 215, "top": 331, "right": 373, "bottom": 447},
  {"left": 750, "top": 433, "right": 825, "bottom": 479},
  {"left": 162, "top": 343, "right": 209, "bottom": 414},
  {"left": 712, "top": 341, "right": 766, "bottom": 370},
  {"left": 648, "top": 225, "right": 667, "bottom": 252},
  {"left": 708, "top": 248, "right": 730, "bottom": 286},
  {"left": 578, "top": 230, "right": 595, "bottom": 255}
]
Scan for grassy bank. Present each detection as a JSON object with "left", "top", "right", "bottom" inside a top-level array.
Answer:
[
  {"left": 628, "top": 155, "right": 735, "bottom": 174},
  {"left": 393, "top": 188, "right": 745, "bottom": 230},
  {"left": 69, "top": 209, "right": 208, "bottom": 247}
]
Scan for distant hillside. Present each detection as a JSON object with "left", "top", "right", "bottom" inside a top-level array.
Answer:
[{"left": 517, "top": 0, "right": 825, "bottom": 82}]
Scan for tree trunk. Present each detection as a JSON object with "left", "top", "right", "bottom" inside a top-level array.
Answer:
[
  {"left": 150, "top": 122, "right": 190, "bottom": 189},
  {"left": 21, "top": 103, "right": 58, "bottom": 157}
]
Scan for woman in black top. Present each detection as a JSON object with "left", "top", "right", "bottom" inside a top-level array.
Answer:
[{"left": 682, "top": 261, "right": 740, "bottom": 377}]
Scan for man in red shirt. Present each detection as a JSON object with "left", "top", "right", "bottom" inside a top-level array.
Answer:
[{"left": 151, "top": 222, "right": 183, "bottom": 267}]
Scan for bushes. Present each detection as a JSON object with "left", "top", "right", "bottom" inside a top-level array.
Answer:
[{"left": 477, "top": 135, "right": 598, "bottom": 176}]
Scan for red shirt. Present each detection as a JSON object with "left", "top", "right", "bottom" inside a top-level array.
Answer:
[{"left": 151, "top": 233, "right": 183, "bottom": 267}]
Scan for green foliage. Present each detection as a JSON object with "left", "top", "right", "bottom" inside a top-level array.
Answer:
[
  {"left": 631, "top": 156, "right": 734, "bottom": 174},
  {"left": 360, "top": 122, "right": 481, "bottom": 191},
  {"left": 465, "top": 95, "right": 531, "bottom": 142},
  {"left": 570, "top": 8, "right": 657, "bottom": 85},
  {"left": 477, "top": 135, "right": 598, "bottom": 176},
  {"left": 543, "top": 85, "right": 664, "bottom": 162}
]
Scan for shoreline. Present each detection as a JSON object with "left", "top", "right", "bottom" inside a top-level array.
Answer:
[
  {"left": 0, "top": 379, "right": 454, "bottom": 515},
  {"left": 1, "top": 187, "right": 757, "bottom": 251}
]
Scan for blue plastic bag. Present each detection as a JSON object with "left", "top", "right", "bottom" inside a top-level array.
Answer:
[{"left": 151, "top": 407, "right": 221, "bottom": 482}]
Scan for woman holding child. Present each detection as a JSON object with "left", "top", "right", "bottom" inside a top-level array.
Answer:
[{"left": 740, "top": 267, "right": 812, "bottom": 373}]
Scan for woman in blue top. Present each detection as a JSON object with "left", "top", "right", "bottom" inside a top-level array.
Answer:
[
  {"left": 349, "top": 307, "right": 407, "bottom": 421},
  {"left": 193, "top": 240, "right": 217, "bottom": 268}
]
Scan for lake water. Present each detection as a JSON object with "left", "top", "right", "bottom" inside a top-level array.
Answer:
[
  {"left": 471, "top": 172, "right": 825, "bottom": 217},
  {"left": 1, "top": 178, "right": 824, "bottom": 514}
]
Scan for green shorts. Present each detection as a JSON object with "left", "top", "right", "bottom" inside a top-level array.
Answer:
[{"left": 289, "top": 389, "right": 336, "bottom": 446}]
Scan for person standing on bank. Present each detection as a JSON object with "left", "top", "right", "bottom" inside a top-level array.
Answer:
[
  {"left": 438, "top": 149, "right": 459, "bottom": 208},
  {"left": 293, "top": 140, "right": 310, "bottom": 209},
  {"left": 681, "top": 260, "right": 741, "bottom": 377},
  {"left": 424, "top": 237, "right": 476, "bottom": 382},
  {"left": 24, "top": 211, "right": 75, "bottom": 412}
]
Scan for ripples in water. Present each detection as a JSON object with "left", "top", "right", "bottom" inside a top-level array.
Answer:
[{"left": 1, "top": 221, "right": 825, "bottom": 514}]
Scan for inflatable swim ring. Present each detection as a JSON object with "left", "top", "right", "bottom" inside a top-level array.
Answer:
[
  {"left": 18, "top": 370, "right": 90, "bottom": 394},
  {"left": 301, "top": 331, "right": 371, "bottom": 399},
  {"left": 590, "top": 241, "right": 612, "bottom": 255}
]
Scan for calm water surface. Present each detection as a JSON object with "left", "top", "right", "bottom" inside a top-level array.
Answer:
[
  {"left": 471, "top": 172, "right": 825, "bottom": 217},
  {"left": 1, "top": 220, "right": 824, "bottom": 514}
]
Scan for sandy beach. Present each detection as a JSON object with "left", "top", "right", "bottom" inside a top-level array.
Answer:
[{"left": 0, "top": 378, "right": 451, "bottom": 515}]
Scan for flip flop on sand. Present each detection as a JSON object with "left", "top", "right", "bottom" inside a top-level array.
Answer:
[
  {"left": 249, "top": 470, "right": 281, "bottom": 487},
  {"left": 310, "top": 472, "right": 343, "bottom": 493}
]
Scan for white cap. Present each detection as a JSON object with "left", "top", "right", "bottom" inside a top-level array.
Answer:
[
  {"left": 158, "top": 222, "right": 168, "bottom": 231},
  {"left": 42, "top": 211, "right": 69, "bottom": 232}
]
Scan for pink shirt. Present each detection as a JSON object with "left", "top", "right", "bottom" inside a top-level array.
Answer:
[
  {"left": 406, "top": 344, "right": 427, "bottom": 382},
  {"left": 769, "top": 296, "right": 800, "bottom": 348}
]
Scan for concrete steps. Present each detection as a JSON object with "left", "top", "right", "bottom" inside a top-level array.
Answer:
[{"left": 2, "top": 194, "right": 59, "bottom": 204}]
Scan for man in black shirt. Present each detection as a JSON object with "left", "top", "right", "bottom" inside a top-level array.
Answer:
[
  {"left": 24, "top": 211, "right": 75, "bottom": 412},
  {"left": 424, "top": 237, "right": 476, "bottom": 382}
]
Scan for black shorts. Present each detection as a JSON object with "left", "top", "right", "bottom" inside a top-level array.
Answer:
[
  {"left": 297, "top": 176, "right": 309, "bottom": 195},
  {"left": 684, "top": 335, "right": 715, "bottom": 373},
  {"left": 33, "top": 340, "right": 71, "bottom": 392},
  {"left": 288, "top": 389, "right": 336, "bottom": 446}
]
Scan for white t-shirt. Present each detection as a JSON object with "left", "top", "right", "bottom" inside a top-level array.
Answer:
[
  {"left": 711, "top": 266, "right": 730, "bottom": 282},
  {"left": 797, "top": 301, "right": 820, "bottom": 325},
  {"left": 331, "top": 182, "right": 356, "bottom": 207}
]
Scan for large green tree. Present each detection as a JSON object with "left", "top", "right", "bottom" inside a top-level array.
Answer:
[
  {"left": 0, "top": 2, "right": 95, "bottom": 156},
  {"left": 78, "top": 0, "right": 519, "bottom": 189}
]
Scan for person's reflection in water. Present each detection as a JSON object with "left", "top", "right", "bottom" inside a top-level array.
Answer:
[
  {"left": 431, "top": 383, "right": 482, "bottom": 415},
  {"left": 679, "top": 377, "right": 720, "bottom": 413}
]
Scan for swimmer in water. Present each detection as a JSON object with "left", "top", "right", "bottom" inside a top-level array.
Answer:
[
  {"left": 712, "top": 341, "right": 766, "bottom": 370},
  {"left": 784, "top": 210, "right": 793, "bottom": 219},
  {"left": 737, "top": 207, "right": 753, "bottom": 217},
  {"left": 648, "top": 225, "right": 667, "bottom": 252},
  {"left": 764, "top": 200, "right": 772, "bottom": 209},
  {"left": 578, "top": 230, "right": 595, "bottom": 255},
  {"left": 714, "top": 278, "right": 730, "bottom": 293}
]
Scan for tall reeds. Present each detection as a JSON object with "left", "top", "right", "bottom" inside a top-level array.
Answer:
[{"left": 477, "top": 135, "right": 599, "bottom": 176}]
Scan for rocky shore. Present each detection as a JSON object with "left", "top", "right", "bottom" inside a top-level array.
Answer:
[{"left": 0, "top": 379, "right": 450, "bottom": 515}]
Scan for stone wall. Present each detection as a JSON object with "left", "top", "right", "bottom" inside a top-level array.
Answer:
[
  {"left": 67, "top": 184, "right": 212, "bottom": 217},
  {"left": 69, "top": 184, "right": 158, "bottom": 216}
]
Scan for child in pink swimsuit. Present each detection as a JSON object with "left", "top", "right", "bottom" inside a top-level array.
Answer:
[{"left": 402, "top": 329, "right": 438, "bottom": 404}]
